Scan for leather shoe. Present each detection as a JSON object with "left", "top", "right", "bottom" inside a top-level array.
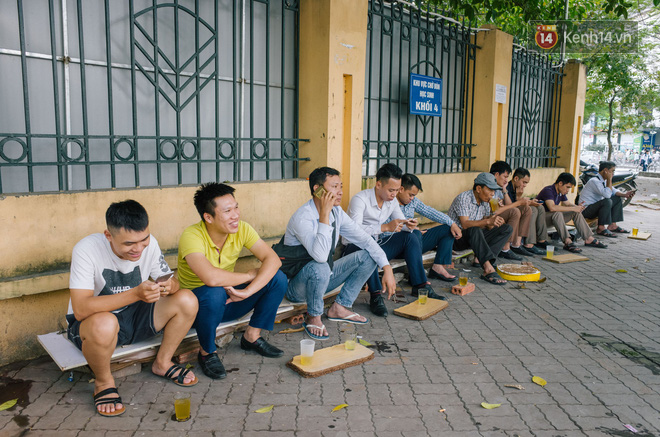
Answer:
[
  {"left": 198, "top": 351, "right": 227, "bottom": 380},
  {"left": 498, "top": 250, "right": 523, "bottom": 261},
  {"left": 523, "top": 245, "right": 545, "bottom": 255},
  {"left": 511, "top": 246, "right": 534, "bottom": 256},
  {"left": 428, "top": 268, "right": 457, "bottom": 282},
  {"left": 411, "top": 284, "right": 446, "bottom": 300},
  {"left": 369, "top": 293, "right": 388, "bottom": 317},
  {"left": 240, "top": 336, "right": 284, "bottom": 358}
]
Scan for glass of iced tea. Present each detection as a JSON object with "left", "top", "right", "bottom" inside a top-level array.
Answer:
[
  {"left": 300, "top": 339, "right": 315, "bottom": 366},
  {"left": 418, "top": 289, "right": 428, "bottom": 305},
  {"left": 341, "top": 324, "right": 357, "bottom": 350},
  {"left": 174, "top": 392, "right": 191, "bottom": 422},
  {"left": 459, "top": 272, "right": 468, "bottom": 287},
  {"left": 489, "top": 198, "right": 499, "bottom": 212},
  {"left": 546, "top": 245, "right": 555, "bottom": 259},
  {"left": 632, "top": 228, "right": 639, "bottom": 236}
]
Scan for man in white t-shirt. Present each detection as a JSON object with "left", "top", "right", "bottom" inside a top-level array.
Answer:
[{"left": 67, "top": 200, "right": 199, "bottom": 417}]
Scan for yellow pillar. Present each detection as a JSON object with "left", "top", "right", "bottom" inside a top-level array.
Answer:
[
  {"left": 555, "top": 59, "right": 587, "bottom": 194},
  {"left": 469, "top": 25, "right": 513, "bottom": 171},
  {"left": 298, "top": 0, "right": 368, "bottom": 209}
]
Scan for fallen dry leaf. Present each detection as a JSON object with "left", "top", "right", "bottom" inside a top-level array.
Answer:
[
  {"left": 278, "top": 327, "right": 305, "bottom": 334},
  {"left": 332, "top": 403, "right": 349, "bottom": 412},
  {"left": 538, "top": 277, "right": 547, "bottom": 283},
  {"left": 254, "top": 405, "right": 274, "bottom": 413},
  {"left": 503, "top": 384, "right": 525, "bottom": 390},
  {"left": 0, "top": 399, "right": 17, "bottom": 411},
  {"left": 438, "top": 408, "right": 446, "bottom": 412},
  {"left": 481, "top": 402, "right": 501, "bottom": 409},
  {"left": 532, "top": 376, "right": 547, "bottom": 387}
]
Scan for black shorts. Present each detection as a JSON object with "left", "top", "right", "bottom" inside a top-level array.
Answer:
[{"left": 66, "top": 300, "right": 160, "bottom": 351}]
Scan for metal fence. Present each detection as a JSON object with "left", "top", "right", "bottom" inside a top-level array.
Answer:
[
  {"left": 363, "top": 0, "right": 477, "bottom": 177},
  {"left": 505, "top": 47, "right": 563, "bottom": 169},
  {"left": 0, "top": 0, "right": 305, "bottom": 194}
]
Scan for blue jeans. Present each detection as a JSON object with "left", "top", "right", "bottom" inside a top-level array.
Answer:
[
  {"left": 414, "top": 225, "right": 454, "bottom": 265},
  {"left": 285, "top": 250, "right": 376, "bottom": 317},
  {"left": 344, "top": 231, "right": 427, "bottom": 293},
  {"left": 192, "top": 270, "right": 287, "bottom": 354}
]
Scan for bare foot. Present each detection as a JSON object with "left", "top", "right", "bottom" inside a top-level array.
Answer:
[
  {"left": 431, "top": 264, "right": 456, "bottom": 279},
  {"left": 326, "top": 302, "right": 367, "bottom": 323},
  {"left": 305, "top": 315, "right": 328, "bottom": 337},
  {"left": 152, "top": 361, "right": 196, "bottom": 385}
]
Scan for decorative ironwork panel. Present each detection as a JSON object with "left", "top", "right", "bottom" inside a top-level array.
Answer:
[
  {"left": 0, "top": 0, "right": 305, "bottom": 194},
  {"left": 363, "top": 0, "right": 477, "bottom": 177},
  {"left": 505, "top": 48, "right": 563, "bottom": 169}
]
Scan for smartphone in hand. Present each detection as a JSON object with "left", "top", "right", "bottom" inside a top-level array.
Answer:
[
  {"left": 155, "top": 272, "right": 174, "bottom": 284},
  {"left": 314, "top": 186, "right": 328, "bottom": 199}
]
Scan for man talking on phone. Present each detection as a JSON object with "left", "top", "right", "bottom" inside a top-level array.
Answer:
[
  {"left": 344, "top": 163, "right": 442, "bottom": 318},
  {"left": 67, "top": 200, "right": 199, "bottom": 417},
  {"left": 579, "top": 161, "right": 635, "bottom": 237},
  {"left": 280, "top": 167, "right": 396, "bottom": 339}
]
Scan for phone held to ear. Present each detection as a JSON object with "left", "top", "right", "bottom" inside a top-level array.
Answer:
[
  {"left": 314, "top": 186, "right": 328, "bottom": 199},
  {"left": 155, "top": 272, "right": 174, "bottom": 283}
]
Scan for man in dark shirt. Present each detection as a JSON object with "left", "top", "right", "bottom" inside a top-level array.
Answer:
[
  {"left": 536, "top": 172, "right": 607, "bottom": 253},
  {"left": 506, "top": 168, "right": 546, "bottom": 255}
]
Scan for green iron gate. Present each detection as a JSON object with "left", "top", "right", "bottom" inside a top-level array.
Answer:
[
  {"left": 0, "top": 0, "right": 305, "bottom": 194},
  {"left": 505, "top": 46, "right": 563, "bottom": 169},
  {"left": 363, "top": 0, "right": 477, "bottom": 176}
]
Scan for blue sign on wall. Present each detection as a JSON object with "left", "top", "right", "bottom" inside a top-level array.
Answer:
[{"left": 409, "top": 73, "right": 442, "bottom": 117}]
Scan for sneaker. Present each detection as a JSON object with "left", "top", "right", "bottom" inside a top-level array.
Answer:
[
  {"left": 498, "top": 250, "right": 523, "bottom": 261},
  {"left": 369, "top": 293, "right": 388, "bottom": 317},
  {"left": 198, "top": 351, "right": 227, "bottom": 380},
  {"left": 511, "top": 246, "right": 534, "bottom": 256}
]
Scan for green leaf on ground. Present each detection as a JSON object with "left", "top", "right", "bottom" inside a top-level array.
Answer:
[
  {"left": 255, "top": 405, "right": 274, "bottom": 413},
  {"left": 615, "top": 269, "right": 628, "bottom": 273},
  {"left": 532, "top": 376, "right": 547, "bottom": 386},
  {"left": 0, "top": 399, "right": 18, "bottom": 411},
  {"left": 332, "top": 403, "right": 349, "bottom": 412},
  {"left": 359, "top": 339, "right": 372, "bottom": 346},
  {"left": 481, "top": 402, "right": 501, "bottom": 409}
]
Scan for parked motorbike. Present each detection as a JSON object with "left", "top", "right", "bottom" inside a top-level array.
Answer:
[{"left": 577, "top": 160, "right": 638, "bottom": 208}]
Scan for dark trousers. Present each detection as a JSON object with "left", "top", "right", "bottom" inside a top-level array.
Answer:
[
  {"left": 192, "top": 270, "right": 287, "bottom": 353},
  {"left": 582, "top": 194, "right": 623, "bottom": 226},
  {"left": 453, "top": 224, "right": 512, "bottom": 266},
  {"left": 414, "top": 225, "right": 454, "bottom": 265},
  {"left": 343, "top": 231, "right": 427, "bottom": 294}
]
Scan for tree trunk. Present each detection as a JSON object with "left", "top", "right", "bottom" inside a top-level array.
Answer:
[{"left": 607, "top": 96, "right": 615, "bottom": 161}]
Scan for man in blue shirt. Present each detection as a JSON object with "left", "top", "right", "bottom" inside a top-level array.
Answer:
[
  {"left": 580, "top": 161, "right": 635, "bottom": 237},
  {"left": 390, "top": 173, "right": 461, "bottom": 282}
]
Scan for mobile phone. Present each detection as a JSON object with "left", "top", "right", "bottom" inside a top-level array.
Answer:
[
  {"left": 536, "top": 199, "right": 544, "bottom": 204},
  {"left": 155, "top": 272, "right": 173, "bottom": 283},
  {"left": 314, "top": 185, "right": 327, "bottom": 199}
]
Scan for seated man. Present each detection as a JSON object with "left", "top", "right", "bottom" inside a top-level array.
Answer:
[
  {"left": 67, "top": 200, "right": 199, "bottom": 417},
  {"left": 536, "top": 172, "right": 607, "bottom": 252},
  {"left": 580, "top": 161, "right": 635, "bottom": 237},
  {"left": 506, "top": 167, "right": 547, "bottom": 255},
  {"left": 177, "top": 183, "right": 287, "bottom": 380},
  {"left": 281, "top": 167, "right": 396, "bottom": 340},
  {"left": 489, "top": 161, "right": 533, "bottom": 260},
  {"left": 344, "top": 163, "right": 441, "bottom": 318},
  {"left": 392, "top": 173, "right": 462, "bottom": 282},
  {"left": 448, "top": 173, "right": 513, "bottom": 285}
]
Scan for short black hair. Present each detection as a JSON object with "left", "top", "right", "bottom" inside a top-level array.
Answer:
[
  {"left": 599, "top": 161, "right": 616, "bottom": 172},
  {"left": 473, "top": 183, "right": 492, "bottom": 191},
  {"left": 308, "top": 167, "right": 340, "bottom": 195},
  {"left": 401, "top": 173, "right": 423, "bottom": 192},
  {"left": 489, "top": 160, "right": 512, "bottom": 175},
  {"left": 194, "top": 182, "right": 236, "bottom": 219},
  {"left": 376, "top": 163, "right": 403, "bottom": 183},
  {"left": 555, "top": 172, "right": 576, "bottom": 186},
  {"left": 512, "top": 167, "right": 530, "bottom": 180},
  {"left": 106, "top": 200, "right": 149, "bottom": 232}
]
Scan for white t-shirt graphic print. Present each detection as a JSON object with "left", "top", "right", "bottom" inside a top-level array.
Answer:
[{"left": 68, "top": 233, "right": 172, "bottom": 315}]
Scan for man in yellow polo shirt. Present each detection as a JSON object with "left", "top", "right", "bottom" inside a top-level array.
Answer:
[{"left": 178, "top": 183, "right": 287, "bottom": 380}]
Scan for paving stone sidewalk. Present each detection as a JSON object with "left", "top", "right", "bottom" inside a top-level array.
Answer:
[{"left": 2, "top": 184, "right": 660, "bottom": 437}]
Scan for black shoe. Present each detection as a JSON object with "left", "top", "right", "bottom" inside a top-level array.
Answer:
[
  {"left": 511, "top": 246, "right": 534, "bottom": 256},
  {"left": 198, "top": 351, "right": 227, "bottom": 380},
  {"left": 240, "top": 336, "right": 284, "bottom": 358},
  {"left": 523, "top": 245, "right": 545, "bottom": 255},
  {"left": 411, "top": 284, "right": 446, "bottom": 301},
  {"left": 498, "top": 250, "right": 523, "bottom": 261},
  {"left": 428, "top": 268, "right": 458, "bottom": 282},
  {"left": 534, "top": 241, "right": 548, "bottom": 249},
  {"left": 369, "top": 293, "right": 388, "bottom": 317}
]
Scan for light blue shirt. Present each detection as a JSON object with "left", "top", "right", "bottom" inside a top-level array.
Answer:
[
  {"left": 283, "top": 199, "right": 390, "bottom": 269},
  {"left": 579, "top": 174, "right": 618, "bottom": 206},
  {"left": 383, "top": 197, "right": 454, "bottom": 236}
]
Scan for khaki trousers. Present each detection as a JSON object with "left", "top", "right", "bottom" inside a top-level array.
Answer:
[
  {"left": 544, "top": 210, "right": 594, "bottom": 243},
  {"left": 496, "top": 204, "right": 532, "bottom": 243},
  {"left": 527, "top": 204, "right": 549, "bottom": 244}
]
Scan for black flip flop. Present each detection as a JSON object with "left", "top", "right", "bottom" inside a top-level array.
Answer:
[
  {"left": 563, "top": 242, "right": 582, "bottom": 253},
  {"left": 585, "top": 239, "right": 607, "bottom": 248},
  {"left": 597, "top": 229, "right": 617, "bottom": 238},
  {"left": 93, "top": 387, "right": 126, "bottom": 417},
  {"left": 610, "top": 227, "right": 630, "bottom": 234},
  {"left": 480, "top": 271, "right": 506, "bottom": 285}
]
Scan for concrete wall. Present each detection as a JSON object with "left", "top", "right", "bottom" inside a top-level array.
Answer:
[{"left": 0, "top": 8, "right": 585, "bottom": 366}]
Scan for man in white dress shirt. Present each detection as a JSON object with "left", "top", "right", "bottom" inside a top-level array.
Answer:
[
  {"left": 282, "top": 167, "right": 396, "bottom": 339},
  {"left": 344, "top": 163, "right": 442, "bottom": 318},
  {"left": 580, "top": 161, "right": 635, "bottom": 237}
]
